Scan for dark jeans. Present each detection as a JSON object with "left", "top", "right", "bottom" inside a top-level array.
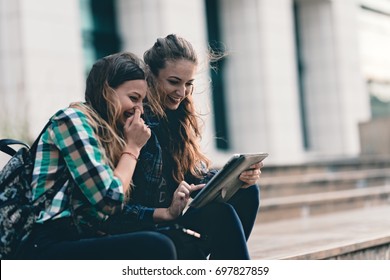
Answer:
[
  {"left": 228, "top": 184, "right": 260, "bottom": 240},
  {"left": 18, "top": 219, "right": 177, "bottom": 260},
  {"left": 178, "top": 184, "right": 260, "bottom": 260}
]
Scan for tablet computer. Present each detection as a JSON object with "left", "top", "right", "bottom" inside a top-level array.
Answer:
[{"left": 189, "top": 153, "right": 268, "bottom": 208}]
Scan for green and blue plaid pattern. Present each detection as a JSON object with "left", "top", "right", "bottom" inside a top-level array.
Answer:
[{"left": 32, "top": 107, "right": 124, "bottom": 223}]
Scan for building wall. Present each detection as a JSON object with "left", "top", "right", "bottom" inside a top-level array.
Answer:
[
  {"left": 0, "top": 0, "right": 85, "bottom": 142},
  {"left": 1, "top": 0, "right": 389, "bottom": 167},
  {"left": 358, "top": 0, "right": 390, "bottom": 118},
  {"left": 296, "top": 0, "right": 370, "bottom": 160},
  {"left": 218, "top": 0, "right": 305, "bottom": 164}
]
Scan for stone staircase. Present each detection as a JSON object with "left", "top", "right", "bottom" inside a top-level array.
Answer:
[{"left": 248, "top": 155, "right": 390, "bottom": 259}]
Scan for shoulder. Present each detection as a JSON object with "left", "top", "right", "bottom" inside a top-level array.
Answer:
[
  {"left": 47, "top": 105, "right": 100, "bottom": 148},
  {"left": 52, "top": 106, "right": 88, "bottom": 123},
  {"left": 50, "top": 105, "right": 95, "bottom": 131},
  {"left": 49, "top": 105, "right": 95, "bottom": 137}
]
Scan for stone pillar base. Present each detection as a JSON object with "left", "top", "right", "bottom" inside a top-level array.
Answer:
[{"left": 359, "top": 118, "right": 390, "bottom": 155}]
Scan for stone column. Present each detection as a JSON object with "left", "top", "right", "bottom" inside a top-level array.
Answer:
[
  {"left": 297, "top": 0, "right": 370, "bottom": 157},
  {"left": 219, "top": 0, "right": 305, "bottom": 164}
]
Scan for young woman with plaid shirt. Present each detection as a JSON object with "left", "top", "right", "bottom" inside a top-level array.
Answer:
[{"left": 18, "top": 52, "right": 177, "bottom": 260}]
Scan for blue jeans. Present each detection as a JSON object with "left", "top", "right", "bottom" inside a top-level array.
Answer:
[
  {"left": 227, "top": 184, "right": 260, "bottom": 240},
  {"left": 178, "top": 184, "right": 260, "bottom": 259},
  {"left": 18, "top": 219, "right": 177, "bottom": 260}
]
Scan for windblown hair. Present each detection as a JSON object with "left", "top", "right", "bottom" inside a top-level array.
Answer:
[
  {"left": 72, "top": 52, "right": 146, "bottom": 169},
  {"left": 143, "top": 34, "right": 210, "bottom": 183}
]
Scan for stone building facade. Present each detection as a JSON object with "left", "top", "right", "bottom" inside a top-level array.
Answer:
[{"left": 1, "top": 0, "right": 389, "bottom": 166}]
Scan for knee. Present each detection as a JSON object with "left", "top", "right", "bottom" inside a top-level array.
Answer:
[
  {"left": 242, "top": 184, "right": 260, "bottom": 207},
  {"left": 212, "top": 203, "right": 242, "bottom": 225},
  {"left": 212, "top": 203, "right": 246, "bottom": 233},
  {"left": 247, "top": 183, "right": 260, "bottom": 197},
  {"left": 142, "top": 232, "right": 177, "bottom": 259}
]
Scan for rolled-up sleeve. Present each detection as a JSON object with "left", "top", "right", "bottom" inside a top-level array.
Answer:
[
  {"left": 122, "top": 204, "right": 155, "bottom": 226},
  {"left": 50, "top": 108, "right": 124, "bottom": 215}
]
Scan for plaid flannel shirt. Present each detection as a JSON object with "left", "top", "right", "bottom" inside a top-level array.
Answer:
[
  {"left": 32, "top": 107, "right": 124, "bottom": 224},
  {"left": 127, "top": 108, "right": 217, "bottom": 224}
]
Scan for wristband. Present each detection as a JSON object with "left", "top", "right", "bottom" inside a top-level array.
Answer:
[{"left": 121, "top": 151, "right": 139, "bottom": 161}]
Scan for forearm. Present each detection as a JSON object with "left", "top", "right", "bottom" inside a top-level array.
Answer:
[
  {"left": 114, "top": 149, "right": 139, "bottom": 194},
  {"left": 153, "top": 207, "right": 176, "bottom": 222}
]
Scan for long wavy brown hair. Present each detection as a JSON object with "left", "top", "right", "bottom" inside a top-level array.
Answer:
[
  {"left": 143, "top": 34, "right": 210, "bottom": 183},
  {"left": 71, "top": 52, "right": 146, "bottom": 171}
]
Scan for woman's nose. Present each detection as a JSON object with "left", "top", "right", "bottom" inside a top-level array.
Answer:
[
  {"left": 134, "top": 104, "right": 144, "bottom": 114},
  {"left": 177, "top": 86, "right": 187, "bottom": 97},
  {"left": 175, "top": 90, "right": 183, "bottom": 97}
]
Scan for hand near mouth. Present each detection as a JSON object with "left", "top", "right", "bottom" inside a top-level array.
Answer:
[{"left": 123, "top": 108, "right": 151, "bottom": 154}]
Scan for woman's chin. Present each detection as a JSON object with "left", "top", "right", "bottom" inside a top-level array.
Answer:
[{"left": 165, "top": 102, "right": 180, "bottom": 111}]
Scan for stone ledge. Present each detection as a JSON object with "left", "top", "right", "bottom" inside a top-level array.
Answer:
[
  {"left": 249, "top": 205, "right": 390, "bottom": 259},
  {"left": 260, "top": 168, "right": 390, "bottom": 186},
  {"left": 261, "top": 170, "right": 390, "bottom": 197},
  {"left": 258, "top": 185, "right": 390, "bottom": 222},
  {"left": 283, "top": 235, "right": 390, "bottom": 260}
]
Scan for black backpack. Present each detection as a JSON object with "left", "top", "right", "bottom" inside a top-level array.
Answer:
[{"left": 0, "top": 121, "right": 65, "bottom": 259}]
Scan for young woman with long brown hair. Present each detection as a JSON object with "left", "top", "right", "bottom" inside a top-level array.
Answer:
[
  {"left": 18, "top": 52, "right": 176, "bottom": 260},
  {"left": 124, "top": 34, "right": 263, "bottom": 259}
]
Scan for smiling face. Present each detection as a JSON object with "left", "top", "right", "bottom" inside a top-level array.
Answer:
[
  {"left": 156, "top": 59, "right": 197, "bottom": 111},
  {"left": 115, "top": 79, "right": 147, "bottom": 125}
]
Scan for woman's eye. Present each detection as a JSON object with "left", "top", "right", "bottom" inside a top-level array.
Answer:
[
  {"left": 129, "top": 96, "right": 138, "bottom": 102},
  {"left": 168, "top": 80, "right": 179, "bottom": 85}
]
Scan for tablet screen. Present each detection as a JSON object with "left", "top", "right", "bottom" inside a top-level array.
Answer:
[{"left": 189, "top": 153, "right": 268, "bottom": 208}]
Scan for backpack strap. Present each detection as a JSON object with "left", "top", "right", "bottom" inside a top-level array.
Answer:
[
  {"left": 28, "top": 120, "right": 53, "bottom": 156},
  {"left": 0, "top": 120, "right": 53, "bottom": 157},
  {"left": 0, "top": 139, "right": 29, "bottom": 157}
]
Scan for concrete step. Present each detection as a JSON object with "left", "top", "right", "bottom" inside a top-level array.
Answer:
[
  {"left": 248, "top": 205, "right": 390, "bottom": 259},
  {"left": 260, "top": 168, "right": 390, "bottom": 198},
  {"left": 262, "top": 155, "right": 390, "bottom": 177},
  {"left": 258, "top": 185, "right": 390, "bottom": 223}
]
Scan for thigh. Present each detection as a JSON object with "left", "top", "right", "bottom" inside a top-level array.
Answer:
[
  {"left": 172, "top": 204, "right": 235, "bottom": 259},
  {"left": 180, "top": 202, "right": 240, "bottom": 239},
  {"left": 54, "top": 231, "right": 176, "bottom": 260},
  {"left": 180, "top": 202, "right": 249, "bottom": 260},
  {"left": 22, "top": 229, "right": 176, "bottom": 260}
]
